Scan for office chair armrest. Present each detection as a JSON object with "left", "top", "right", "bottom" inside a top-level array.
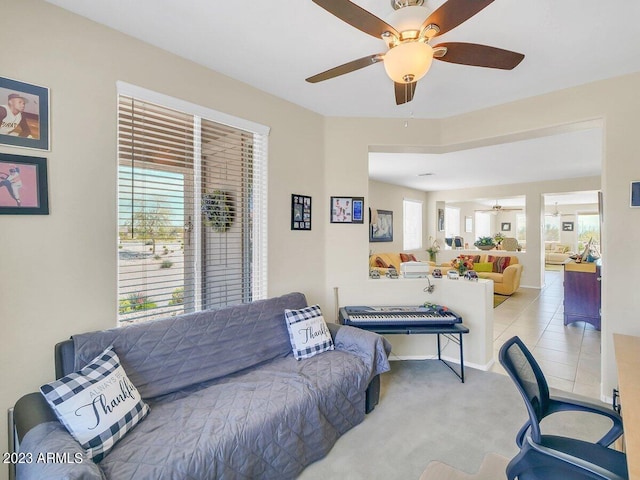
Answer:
[
  {"left": 547, "top": 396, "right": 623, "bottom": 446},
  {"left": 526, "top": 437, "right": 627, "bottom": 480}
]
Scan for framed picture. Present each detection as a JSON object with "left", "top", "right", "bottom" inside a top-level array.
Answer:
[
  {"left": 501, "top": 222, "right": 511, "bottom": 231},
  {"left": 562, "top": 221, "right": 574, "bottom": 231},
  {"left": 631, "top": 181, "right": 640, "bottom": 208},
  {"left": 291, "top": 194, "right": 311, "bottom": 230},
  {"left": 330, "top": 196, "right": 364, "bottom": 224},
  {"left": 437, "top": 208, "right": 444, "bottom": 231},
  {"left": 0, "top": 153, "right": 49, "bottom": 214},
  {"left": 370, "top": 209, "right": 393, "bottom": 242},
  {"left": 465, "top": 216, "right": 473, "bottom": 233},
  {"left": 0, "top": 77, "right": 50, "bottom": 150}
]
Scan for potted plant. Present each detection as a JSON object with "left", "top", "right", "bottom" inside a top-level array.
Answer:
[
  {"left": 474, "top": 236, "right": 496, "bottom": 251},
  {"left": 426, "top": 237, "right": 440, "bottom": 262}
]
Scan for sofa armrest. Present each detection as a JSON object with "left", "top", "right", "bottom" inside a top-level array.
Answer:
[
  {"left": 14, "top": 392, "right": 57, "bottom": 443},
  {"left": 501, "top": 263, "right": 523, "bottom": 291},
  {"left": 14, "top": 393, "right": 105, "bottom": 479},
  {"left": 327, "top": 323, "right": 391, "bottom": 379},
  {"left": 16, "top": 421, "right": 105, "bottom": 480}
]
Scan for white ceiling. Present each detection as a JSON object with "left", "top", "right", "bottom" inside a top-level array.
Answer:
[
  {"left": 45, "top": 0, "right": 612, "bottom": 195},
  {"left": 369, "top": 126, "right": 602, "bottom": 192},
  {"left": 45, "top": 0, "right": 640, "bottom": 119}
]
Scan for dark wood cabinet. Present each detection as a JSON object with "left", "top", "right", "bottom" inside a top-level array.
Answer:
[{"left": 563, "top": 260, "right": 601, "bottom": 330}]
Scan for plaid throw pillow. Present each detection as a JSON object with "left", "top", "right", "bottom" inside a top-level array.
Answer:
[
  {"left": 488, "top": 255, "right": 512, "bottom": 273},
  {"left": 40, "top": 347, "right": 150, "bottom": 462},
  {"left": 284, "top": 304, "right": 334, "bottom": 360}
]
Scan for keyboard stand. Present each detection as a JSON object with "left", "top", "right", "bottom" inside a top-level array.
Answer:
[{"left": 348, "top": 323, "right": 469, "bottom": 383}]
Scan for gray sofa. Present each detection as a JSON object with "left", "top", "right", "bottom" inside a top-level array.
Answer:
[{"left": 13, "top": 292, "right": 391, "bottom": 479}]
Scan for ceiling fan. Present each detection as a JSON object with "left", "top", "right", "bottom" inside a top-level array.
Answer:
[
  {"left": 477, "top": 200, "right": 522, "bottom": 214},
  {"left": 306, "top": 0, "right": 525, "bottom": 105}
]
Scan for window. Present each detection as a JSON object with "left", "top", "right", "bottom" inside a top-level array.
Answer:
[
  {"left": 117, "top": 83, "right": 269, "bottom": 323},
  {"left": 516, "top": 213, "right": 526, "bottom": 244},
  {"left": 403, "top": 199, "right": 422, "bottom": 250},
  {"left": 577, "top": 212, "right": 600, "bottom": 245},
  {"left": 544, "top": 215, "right": 560, "bottom": 242},
  {"left": 445, "top": 206, "right": 460, "bottom": 238},
  {"left": 475, "top": 211, "right": 491, "bottom": 239}
]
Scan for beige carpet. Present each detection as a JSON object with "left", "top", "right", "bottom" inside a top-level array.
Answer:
[{"left": 420, "top": 453, "right": 510, "bottom": 480}]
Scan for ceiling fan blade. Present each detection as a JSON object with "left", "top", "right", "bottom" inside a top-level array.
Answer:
[
  {"left": 421, "top": 0, "right": 494, "bottom": 37},
  {"left": 434, "top": 42, "right": 524, "bottom": 70},
  {"left": 312, "top": 0, "right": 399, "bottom": 39},
  {"left": 306, "top": 54, "right": 384, "bottom": 83},
  {"left": 395, "top": 81, "right": 417, "bottom": 105}
]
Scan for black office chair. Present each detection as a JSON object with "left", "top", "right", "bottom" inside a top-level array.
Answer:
[{"left": 499, "top": 336, "right": 627, "bottom": 480}]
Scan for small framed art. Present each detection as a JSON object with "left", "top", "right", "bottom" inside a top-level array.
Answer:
[
  {"left": 501, "top": 222, "right": 511, "bottom": 231},
  {"left": 370, "top": 209, "right": 393, "bottom": 242},
  {"left": 0, "top": 152, "right": 49, "bottom": 214},
  {"left": 631, "top": 181, "right": 640, "bottom": 208},
  {"left": 291, "top": 194, "right": 311, "bottom": 230},
  {"left": 330, "top": 196, "right": 364, "bottom": 224},
  {"left": 0, "top": 76, "right": 50, "bottom": 150},
  {"left": 562, "top": 221, "right": 574, "bottom": 231}
]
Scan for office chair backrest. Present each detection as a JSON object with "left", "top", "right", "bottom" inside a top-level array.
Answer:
[{"left": 499, "top": 336, "right": 550, "bottom": 443}]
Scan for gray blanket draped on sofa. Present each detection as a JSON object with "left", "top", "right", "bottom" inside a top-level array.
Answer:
[{"left": 17, "top": 293, "right": 391, "bottom": 480}]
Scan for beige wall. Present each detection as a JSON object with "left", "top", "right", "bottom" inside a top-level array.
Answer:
[
  {"left": 324, "top": 76, "right": 640, "bottom": 406},
  {"left": 4, "top": 2, "right": 640, "bottom": 476},
  {"left": 1, "top": 0, "right": 326, "bottom": 470},
  {"left": 368, "top": 180, "right": 429, "bottom": 259}
]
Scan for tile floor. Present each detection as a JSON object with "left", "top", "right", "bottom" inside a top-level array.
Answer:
[{"left": 491, "top": 269, "right": 602, "bottom": 400}]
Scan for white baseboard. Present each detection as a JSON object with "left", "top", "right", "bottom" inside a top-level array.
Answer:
[{"left": 389, "top": 355, "right": 495, "bottom": 371}]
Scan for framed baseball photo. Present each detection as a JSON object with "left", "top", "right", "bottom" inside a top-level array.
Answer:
[
  {"left": 330, "top": 196, "right": 364, "bottom": 224},
  {"left": 0, "top": 77, "right": 50, "bottom": 150},
  {"left": 0, "top": 152, "right": 49, "bottom": 215}
]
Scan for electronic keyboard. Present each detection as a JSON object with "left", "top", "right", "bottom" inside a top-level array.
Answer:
[{"left": 339, "top": 305, "right": 462, "bottom": 328}]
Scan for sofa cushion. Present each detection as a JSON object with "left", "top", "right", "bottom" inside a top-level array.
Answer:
[
  {"left": 374, "top": 256, "right": 389, "bottom": 268},
  {"left": 72, "top": 292, "right": 308, "bottom": 399},
  {"left": 285, "top": 304, "right": 334, "bottom": 360},
  {"left": 477, "top": 272, "right": 503, "bottom": 283},
  {"left": 474, "top": 262, "right": 494, "bottom": 272},
  {"left": 461, "top": 254, "right": 481, "bottom": 263},
  {"left": 93, "top": 352, "right": 370, "bottom": 479},
  {"left": 488, "top": 255, "right": 512, "bottom": 273},
  {"left": 399, "top": 253, "right": 417, "bottom": 262},
  {"left": 40, "top": 347, "right": 149, "bottom": 461}
]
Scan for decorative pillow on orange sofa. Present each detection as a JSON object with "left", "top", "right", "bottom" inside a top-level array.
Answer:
[
  {"left": 473, "top": 262, "right": 494, "bottom": 272},
  {"left": 488, "top": 255, "right": 511, "bottom": 273},
  {"left": 399, "top": 253, "right": 418, "bottom": 262},
  {"left": 375, "top": 256, "right": 389, "bottom": 268}
]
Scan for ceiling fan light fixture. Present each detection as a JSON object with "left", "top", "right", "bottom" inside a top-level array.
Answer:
[
  {"left": 384, "top": 41, "right": 433, "bottom": 84},
  {"left": 387, "top": 5, "right": 430, "bottom": 32}
]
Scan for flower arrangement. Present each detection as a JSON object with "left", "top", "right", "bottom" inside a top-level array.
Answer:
[
  {"left": 474, "top": 236, "right": 495, "bottom": 248},
  {"left": 426, "top": 237, "right": 440, "bottom": 262},
  {"left": 451, "top": 255, "right": 474, "bottom": 275},
  {"left": 494, "top": 232, "right": 505, "bottom": 244}
]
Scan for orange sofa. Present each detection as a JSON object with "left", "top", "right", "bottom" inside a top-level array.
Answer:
[
  {"left": 440, "top": 254, "right": 523, "bottom": 295},
  {"left": 369, "top": 253, "right": 433, "bottom": 274}
]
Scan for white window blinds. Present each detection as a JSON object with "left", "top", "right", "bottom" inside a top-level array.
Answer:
[
  {"left": 117, "top": 89, "right": 268, "bottom": 324},
  {"left": 403, "top": 199, "right": 423, "bottom": 250}
]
